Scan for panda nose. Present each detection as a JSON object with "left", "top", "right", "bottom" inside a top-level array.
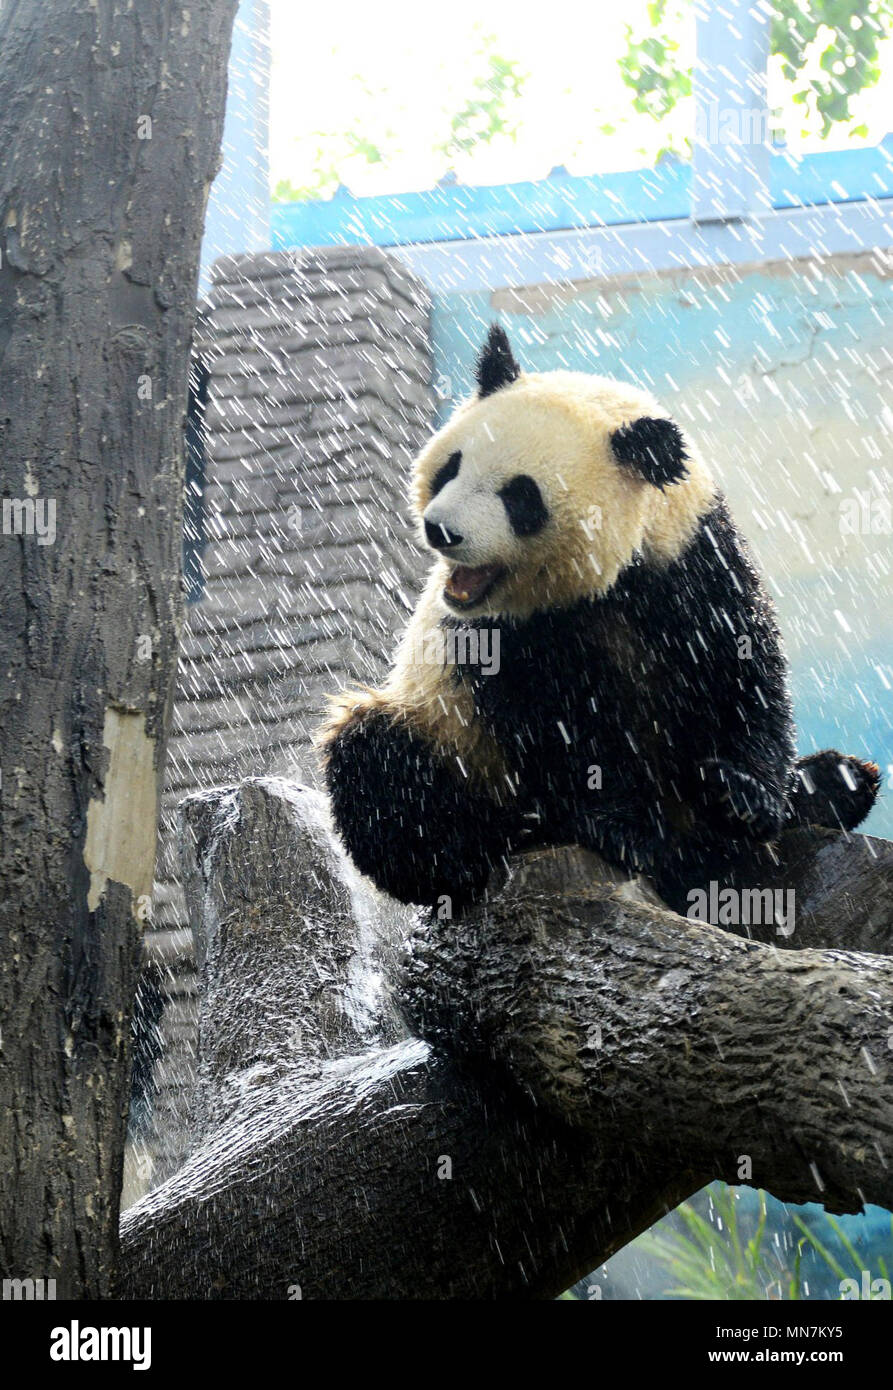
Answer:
[{"left": 425, "top": 519, "right": 464, "bottom": 551}]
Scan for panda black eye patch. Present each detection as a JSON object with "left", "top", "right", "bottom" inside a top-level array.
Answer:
[
  {"left": 430, "top": 451, "right": 462, "bottom": 498},
  {"left": 499, "top": 474, "right": 549, "bottom": 537}
]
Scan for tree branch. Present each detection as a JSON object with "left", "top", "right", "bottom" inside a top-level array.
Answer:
[
  {"left": 402, "top": 842, "right": 893, "bottom": 1214},
  {"left": 118, "top": 780, "right": 893, "bottom": 1299}
]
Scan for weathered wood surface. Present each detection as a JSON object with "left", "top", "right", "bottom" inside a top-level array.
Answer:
[
  {"left": 118, "top": 780, "right": 893, "bottom": 1299},
  {"left": 0, "top": 0, "right": 237, "bottom": 1296}
]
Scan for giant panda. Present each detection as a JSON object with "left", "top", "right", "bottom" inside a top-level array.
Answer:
[{"left": 319, "top": 325, "right": 880, "bottom": 913}]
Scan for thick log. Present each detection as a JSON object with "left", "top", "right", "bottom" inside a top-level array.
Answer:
[
  {"left": 657, "top": 826, "right": 893, "bottom": 953},
  {"left": 402, "top": 841, "right": 893, "bottom": 1215},
  {"left": 0, "top": 0, "right": 237, "bottom": 1296},
  {"left": 118, "top": 779, "right": 893, "bottom": 1299},
  {"left": 181, "top": 778, "right": 413, "bottom": 1132},
  {"left": 122, "top": 779, "right": 694, "bottom": 1299}
]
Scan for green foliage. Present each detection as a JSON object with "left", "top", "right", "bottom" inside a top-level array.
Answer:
[
  {"left": 438, "top": 47, "right": 526, "bottom": 161},
  {"left": 641, "top": 1185, "right": 893, "bottom": 1301},
  {"left": 641, "top": 1187, "right": 788, "bottom": 1300},
  {"left": 273, "top": 132, "right": 383, "bottom": 204},
  {"left": 272, "top": 93, "right": 391, "bottom": 205},
  {"left": 771, "top": 0, "right": 886, "bottom": 135},
  {"left": 618, "top": 13, "right": 692, "bottom": 122},
  {"left": 274, "top": 35, "right": 526, "bottom": 204},
  {"left": 790, "top": 1209, "right": 891, "bottom": 1286},
  {"left": 618, "top": 0, "right": 891, "bottom": 143}
]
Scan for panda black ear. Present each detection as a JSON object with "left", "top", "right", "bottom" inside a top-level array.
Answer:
[
  {"left": 476, "top": 324, "right": 521, "bottom": 398},
  {"left": 610, "top": 416, "right": 689, "bottom": 490}
]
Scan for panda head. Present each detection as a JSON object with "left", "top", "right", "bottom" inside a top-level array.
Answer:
[{"left": 412, "top": 325, "right": 717, "bottom": 617}]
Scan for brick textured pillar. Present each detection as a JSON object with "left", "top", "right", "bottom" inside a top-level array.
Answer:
[{"left": 126, "top": 247, "right": 435, "bottom": 1194}]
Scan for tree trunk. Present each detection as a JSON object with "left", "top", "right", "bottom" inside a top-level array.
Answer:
[
  {"left": 0, "top": 0, "right": 237, "bottom": 1298},
  {"left": 118, "top": 779, "right": 893, "bottom": 1299}
]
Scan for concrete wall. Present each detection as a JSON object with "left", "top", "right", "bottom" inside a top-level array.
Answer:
[{"left": 431, "top": 249, "right": 893, "bottom": 836}]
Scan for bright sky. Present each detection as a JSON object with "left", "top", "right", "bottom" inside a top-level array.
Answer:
[{"left": 268, "top": 0, "right": 893, "bottom": 198}]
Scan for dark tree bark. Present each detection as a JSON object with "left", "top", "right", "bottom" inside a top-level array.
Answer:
[
  {"left": 118, "top": 780, "right": 893, "bottom": 1300},
  {"left": 402, "top": 842, "right": 893, "bottom": 1216},
  {"left": 0, "top": 0, "right": 237, "bottom": 1297}
]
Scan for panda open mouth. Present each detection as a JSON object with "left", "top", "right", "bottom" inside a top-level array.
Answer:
[{"left": 443, "top": 563, "right": 506, "bottom": 609}]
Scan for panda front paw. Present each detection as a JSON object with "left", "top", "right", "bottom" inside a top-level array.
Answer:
[
  {"left": 697, "top": 759, "right": 783, "bottom": 840},
  {"left": 576, "top": 809, "right": 662, "bottom": 877},
  {"left": 324, "top": 705, "right": 516, "bottom": 909}
]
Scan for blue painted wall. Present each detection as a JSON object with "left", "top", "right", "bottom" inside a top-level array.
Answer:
[{"left": 271, "top": 138, "right": 893, "bottom": 252}]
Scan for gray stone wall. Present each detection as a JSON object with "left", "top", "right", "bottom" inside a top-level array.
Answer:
[{"left": 125, "top": 247, "right": 434, "bottom": 1198}]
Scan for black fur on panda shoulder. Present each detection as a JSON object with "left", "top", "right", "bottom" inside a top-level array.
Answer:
[{"left": 444, "top": 497, "right": 879, "bottom": 907}]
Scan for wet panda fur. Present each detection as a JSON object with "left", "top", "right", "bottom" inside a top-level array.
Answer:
[{"left": 319, "top": 325, "right": 880, "bottom": 912}]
